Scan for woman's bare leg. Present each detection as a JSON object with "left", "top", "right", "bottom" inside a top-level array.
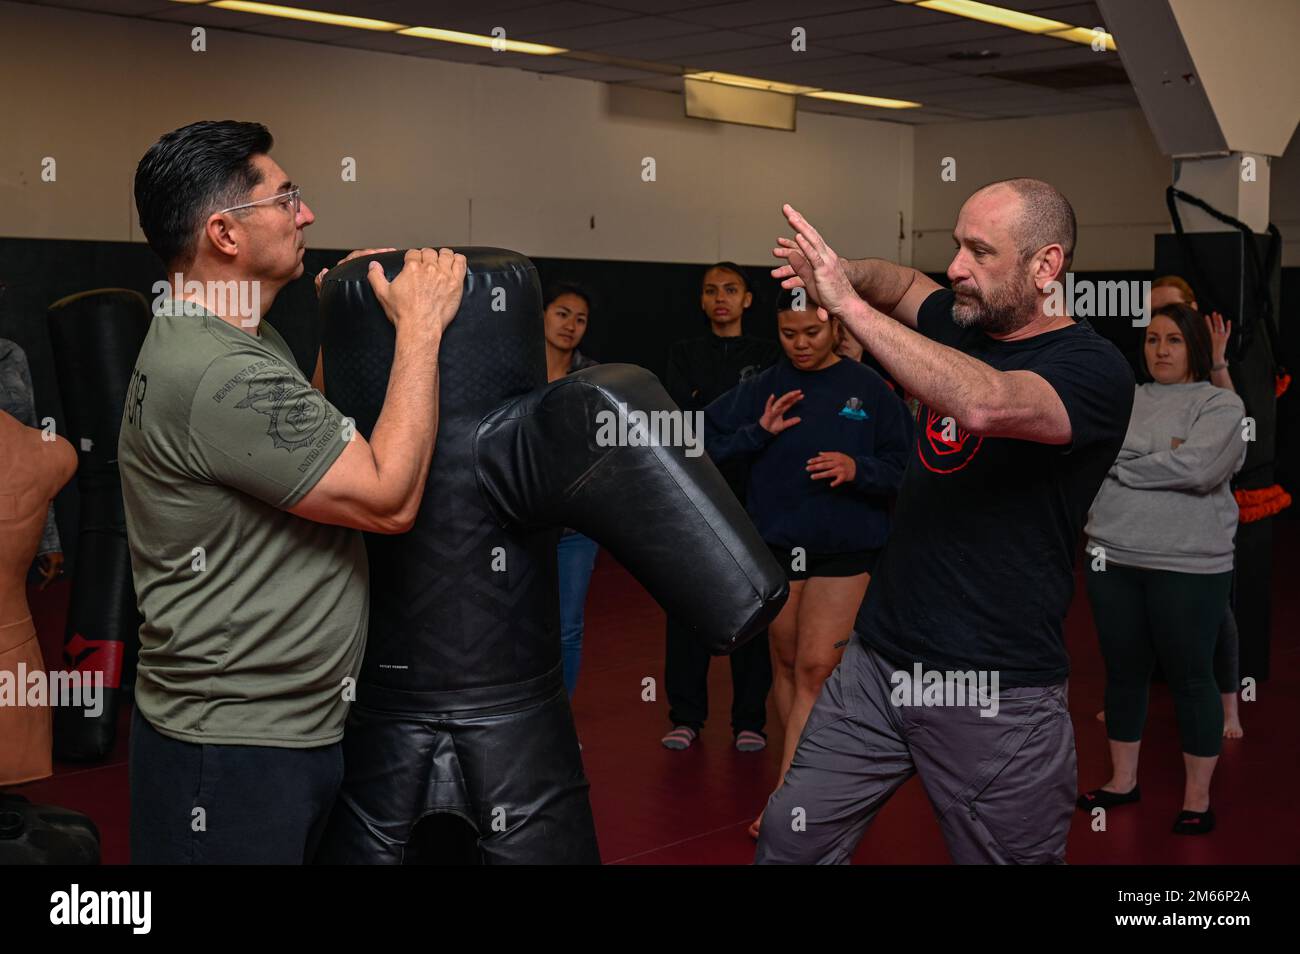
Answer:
[
  {"left": 1102, "top": 739, "right": 1141, "bottom": 794},
  {"left": 749, "top": 582, "right": 802, "bottom": 838},
  {"left": 1183, "top": 753, "right": 1218, "bottom": 812},
  {"left": 767, "top": 582, "right": 804, "bottom": 741},
  {"left": 778, "top": 572, "right": 871, "bottom": 783}
]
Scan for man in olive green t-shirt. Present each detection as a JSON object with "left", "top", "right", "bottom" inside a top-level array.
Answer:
[
  {"left": 124, "top": 120, "right": 465, "bottom": 863},
  {"left": 120, "top": 299, "right": 366, "bottom": 747}
]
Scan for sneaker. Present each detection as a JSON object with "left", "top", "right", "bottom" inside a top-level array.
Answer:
[
  {"left": 661, "top": 726, "right": 699, "bottom": 750},
  {"left": 734, "top": 730, "right": 766, "bottom": 752}
]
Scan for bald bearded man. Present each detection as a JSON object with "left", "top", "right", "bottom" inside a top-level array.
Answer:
[{"left": 756, "top": 179, "right": 1134, "bottom": 864}]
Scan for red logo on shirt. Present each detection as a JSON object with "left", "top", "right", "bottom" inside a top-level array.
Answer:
[{"left": 917, "top": 405, "right": 982, "bottom": 474}]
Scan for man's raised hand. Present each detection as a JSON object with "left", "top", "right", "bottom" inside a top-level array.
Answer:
[{"left": 772, "top": 204, "right": 858, "bottom": 321}]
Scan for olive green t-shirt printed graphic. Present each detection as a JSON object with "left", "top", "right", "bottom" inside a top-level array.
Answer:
[
  {"left": 217, "top": 358, "right": 338, "bottom": 475},
  {"left": 118, "top": 300, "right": 368, "bottom": 748}
]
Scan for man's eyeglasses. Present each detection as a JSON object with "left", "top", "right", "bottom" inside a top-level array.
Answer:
[{"left": 219, "top": 188, "right": 302, "bottom": 217}]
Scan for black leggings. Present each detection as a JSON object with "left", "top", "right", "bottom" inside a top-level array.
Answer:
[
  {"left": 1214, "top": 605, "right": 1240, "bottom": 696},
  {"left": 1085, "top": 563, "right": 1232, "bottom": 758}
]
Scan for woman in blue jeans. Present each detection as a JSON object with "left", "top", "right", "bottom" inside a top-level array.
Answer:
[{"left": 544, "top": 281, "right": 600, "bottom": 696}]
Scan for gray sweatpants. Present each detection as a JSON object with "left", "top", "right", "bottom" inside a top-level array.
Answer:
[{"left": 755, "top": 635, "right": 1076, "bottom": 865}]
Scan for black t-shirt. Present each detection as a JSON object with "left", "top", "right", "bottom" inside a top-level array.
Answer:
[
  {"left": 665, "top": 333, "right": 781, "bottom": 411},
  {"left": 856, "top": 288, "right": 1135, "bottom": 687},
  {"left": 665, "top": 333, "right": 781, "bottom": 498}
]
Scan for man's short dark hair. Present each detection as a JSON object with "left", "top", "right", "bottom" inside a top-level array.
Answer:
[
  {"left": 981, "top": 177, "right": 1077, "bottom": 274},
  {"left": 702, "top": 261, "right": 749, "bottom": 292},
  {"left": 134, "top": 120, "right": 273, "bottom": 269}
]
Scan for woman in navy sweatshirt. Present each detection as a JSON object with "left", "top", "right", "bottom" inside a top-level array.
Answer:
[{"left": 705, "top": 290, "right": 912, "bottom": 837}]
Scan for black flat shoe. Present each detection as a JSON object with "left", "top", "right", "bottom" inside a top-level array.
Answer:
[
  {"left": 1172, "top": 807, "right": 1215, "bottom": 835},
  {"left": 1076, "top": 785, "right": 1141, "bottom": 810}
]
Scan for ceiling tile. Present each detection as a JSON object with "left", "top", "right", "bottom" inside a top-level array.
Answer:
[
  {"left": 141, "top": 5, "right": 274, "bottom": 28},
  {"left": 601, "top": 30, "right": 782, "bottom": 61},
  {"left": 1028, "top": 4, "right": 1108, "bottom": 28},
  {"left": 667, "top": 0, "right": 890, "bottom": 29},
  {"left": 511, "top": 16, "right": 701, "bottom": 48},
  {"left": 581, "top": 0, "right": 735, "bottom": 12},
  {"left": 679, "top": 55, "right": 887, "bottom": 85},
  {"left": 744, "top": 3, "right": 988, "bottom": 41},
  {"left": 896, "top": 111, "right": 992, "bottom": 124},
  {"left": 230, "top": 21, "right": 364, "bottom": 43},
  {"left": 819, "top": 64, "right": 961, "bottom": 89},
  {"left": 675, "top": 43, "right": 858, "bottom": 72},
  {"left": 33, "top": 0, "right": 175, "bottom": 12},
  {"left": 861, "top": 75, "right": 1020, "bottom": 96},
  {"left": 992, "top": 0, "right": 1087, "bottom": 13},
  {"left": 395, "top": 2, "right": 638, "bottom": 37},
  {"left": 946, "top": 44, "right": 1119, "bottom": 76},
  {"left": 861, "top": 32, "right": 1065, "bottom": 63},
  {"left": 355, "top": 0, "right": 550, "bottom": 18}
]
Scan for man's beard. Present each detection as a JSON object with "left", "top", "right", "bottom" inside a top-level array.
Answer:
[{"left": 951, "top": 279, "right": 1036, "bottom": 335}]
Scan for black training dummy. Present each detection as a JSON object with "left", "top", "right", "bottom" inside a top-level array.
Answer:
[
  {"left": 314, "top": 248, "right": 785, "bottom": 864},
  {"left": 46, "top": 289, "right": 150, "bottom": 761}
]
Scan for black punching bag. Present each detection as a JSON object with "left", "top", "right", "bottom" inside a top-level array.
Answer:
[
  {"left": 316, "top": 249, "right": 784, "bottom": 863},
  {"left": 46, "top": 289, "right": 149, "bottom": 761},
  {"left": 322, "top": 249, "right": 560, "bottom": 699}
]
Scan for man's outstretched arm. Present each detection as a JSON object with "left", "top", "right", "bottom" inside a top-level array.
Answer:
[{"left": 774, "top": 204, "right": 1070, "bottom": 445}]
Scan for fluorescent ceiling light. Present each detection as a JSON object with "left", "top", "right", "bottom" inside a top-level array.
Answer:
[
  {"left": 805, "top": 91, "right": 922, "bottom": 110},
  {"left": 210, "top": 1, "right": 405, "bottom": 31},
  {"left": 398, "top": 26, "right": 567, "bottom": 56},
  {"left": 1046, "top": 26, "right": 1117, "bottom": 52},
  {"left": 898, "top": 0, "right": 1117, "bottom": 49},
  {"left": 915, "top": 0, "right": 1070, "bottom": 33},
  {"left": 197, "top": 2, "right": 567, "bottom": 53},
  {"left": 687, "top": 72, "right": 922, "bottom": 109}
]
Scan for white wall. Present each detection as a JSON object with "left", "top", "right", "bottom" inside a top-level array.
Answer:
[
  {"left": 0, "top": 1, "right": 913, "bottom": 268},
  {"left": 4, "top": 1, "right": 1295, "bottom": 275},
  {"left": 911, "top": 108, "right": 1300, "bottom": 274}
]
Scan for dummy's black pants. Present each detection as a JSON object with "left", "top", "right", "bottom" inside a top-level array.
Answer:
[{"left": 315, "top": 666, "right": 599, "bottom": 864}]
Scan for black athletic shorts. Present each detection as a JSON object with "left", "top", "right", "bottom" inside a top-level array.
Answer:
[{"left": 767, "top": 544, "right": 879, "bottom": 582}]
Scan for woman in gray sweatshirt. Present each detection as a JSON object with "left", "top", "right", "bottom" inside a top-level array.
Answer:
[{"left": 1078, "top": 302, "right": 1246, "bottom": 836}]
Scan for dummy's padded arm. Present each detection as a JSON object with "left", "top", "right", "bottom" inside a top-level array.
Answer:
[{"left": 474, "top": 364, "right": 788, "bottom": 654}]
